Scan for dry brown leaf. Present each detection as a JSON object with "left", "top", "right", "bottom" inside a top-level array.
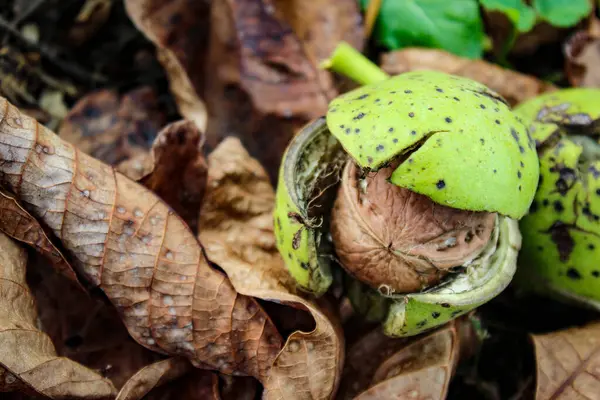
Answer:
[
  {"left": 0, "top": 232, "right": 116, "bottom": 399},
  {"left": 340, "top": 321, "right": 470, "bottom": 400},
  {"left": 271, "top": 0, "right": 364, "bottom": 91},
  {"left": 532, "top": 322, "right": 600, "bottom": 399},
  {"left": 58, "top": 87, "right": 166, "bottom": 165},
  {"left": 381, "top": 49, "right": 556, "bottom": 106},
  {"left": 565, "top": 21, "right": 600, "bottom": 88},
  {"left": 199, "top": 137, "right": 344, "bottom": 400},
  {"left": 337, "top": 328, "right": 411, "bottom": 399},
  {"left": 0, "top": 190, "right": 81, "bottom": 287},
  {"left": 202, "top": 0, "right": 334, "bottom": 180},
  {"left": 124, "top": 0, "right": 210, "bottom": 132},
  {"left": 139, "top": 120, "right": 207, "bottom": 233},
  {"left": 116, "top": 358, "right": 194, "bottom": 400},
  {"left": 126, "top": 0, "right": 347, "bottom": 180},
  {"left": 0, "top": 96, "right": 283, "bottom": 382}
]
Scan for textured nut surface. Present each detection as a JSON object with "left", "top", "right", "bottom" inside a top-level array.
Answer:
[{"left": 331, "top": 161, "right": 496, "bottom": 294}]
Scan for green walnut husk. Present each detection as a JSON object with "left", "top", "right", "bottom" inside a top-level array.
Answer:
[
  {"left": 275, "top": 68, "right": 538, "bottom": 336},
  {"left": 515, "top": 89, "right": 600, "bottom": 309}
]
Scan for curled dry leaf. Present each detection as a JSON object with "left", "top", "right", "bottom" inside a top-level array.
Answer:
[
  {"left": 139, "top": 120, "right": 208, "bottom": 233},
  {"left": 381, "top": 49, "right": 556, "bottom": 106},
  {"left": 340, "top": 319, "right": 475, "bottom": 400},
  {"left": 124, "top": 0, "right": 210, "bottom": 132},
  {"left": 58, "top": 87, "right": 166, "bottom": 165},
  {"left": 565, "top": 21, "right": 600, "bottom": 88},
  {"left": 0, "top": 232, "right": 116, "bottom": 399},
  {"left": 199, "top": 138, "right": 344, "bottom": 400},
  {"left": 0, "top": 97, "right": 283, "bottom": 382},
  {"left": 0, "top": 190, "right": 80, "bottom": 286},
  {"left": 532, "top": 322, "right": 600, "bottom": 399}
]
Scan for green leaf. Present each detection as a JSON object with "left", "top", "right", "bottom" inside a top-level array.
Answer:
[
  {"left": 361, "top": 0, "right": 484, "bottom": 59},
  {"left": 532, "top": 0, "right": 592, "bottom": 27},
  {"left": 479, "top": 0, "right": 537, "bottom": 32}
]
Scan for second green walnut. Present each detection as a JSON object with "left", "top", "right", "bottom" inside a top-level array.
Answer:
[
  {"left": 274, "top": 70, "right": 539, "bottom": 336},
  {"left": 515, "top": 88, "right": 600, "bottom": 309}
]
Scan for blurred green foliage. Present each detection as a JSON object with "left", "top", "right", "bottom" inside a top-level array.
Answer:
[{"left": 362, "top": 0, "right": 593, "bottom": 59}]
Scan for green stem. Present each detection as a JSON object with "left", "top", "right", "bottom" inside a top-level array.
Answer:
[{"left": 320, "top": 41, "right": 389, "bottom": 86}]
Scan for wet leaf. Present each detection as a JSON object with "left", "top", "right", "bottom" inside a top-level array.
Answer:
[
  {"left": 532, "top": 322, "right": 600, "bottom": 399},
  {"left": 199, "top": 138, "right": 344, "bottom": 400},
  {"left": 139, "top": 120, "right": 208, "bottom": 233},
  {"left": 0, "top": 232, "right": 116, "bottom": 399},
  {"left": 58, "top": 87, "right": 166, "bottom": 165},
  {"left": 381, "top": 48, "right": 556, "bottom": 106},
  {"left": 0, "top": 96, "right": 283, "bottom": 382},
  {"left": 0, "top": 190, "right": 81, "bottom": 287},
  {"left": 202, "top": 0, "right": 334, "bottom": 180},
  {"left": 565, "top": 24, "right": 600, "bottom": 88},
  {"left": 124, "top": 0, "right": 210, "bottom": 132}
]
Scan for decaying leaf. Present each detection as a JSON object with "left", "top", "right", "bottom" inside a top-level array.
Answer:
[
  {"left": 340, "top": 319, "right": 475, "bottom": 400},
  {"left": 0, "top": 190, "right": 80, "bottom": 287},
  {"left": 139, "top": 120, "right": 208, "bottom": 233},
  {"left": 565, "top": 22, "right": 600, "bottom": 88},
  {"left": 124, "top": 0, "right": 210, "bottom": 132},
  {"left": 0, "top": 231, "right": 116, "bottom": 398},
  {"left": 381, "top": 48, "right": 556, "bottom": 106},
  {"left": 532, "top": 322, "right": 600, "bottom": 399},
  {"left": 202, "top": 0, "right": 335, "bottom": 180},
  {"left": 199, "top": 138, "right": 344, "bottom": 400},
  {"left": 0, "top": 96, "right": 283, "bottom": 382},
  {"left": 116, "top": 358, "right": 194, "bottom": 400},
  {"left": 58, "top": 87, "right": 166, "bottom": 165}
]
